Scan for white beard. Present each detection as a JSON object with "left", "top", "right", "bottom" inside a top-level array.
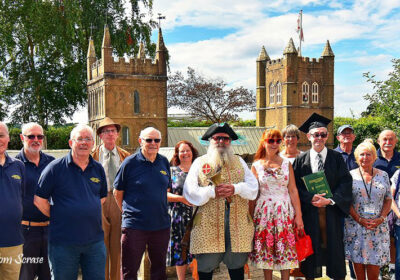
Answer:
[{"left": 206, "top": 143, "right": 234, "bottom": 170}]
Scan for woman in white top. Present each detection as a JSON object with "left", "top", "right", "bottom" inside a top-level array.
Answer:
[{"left": 279, "top": 124, "right": 303, "bottom": 164}]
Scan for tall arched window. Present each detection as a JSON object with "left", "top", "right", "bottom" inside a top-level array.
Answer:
[
  {"left": 269, "top": 83, "right": 275, "bottom": 104},
  {"left": 312, "top": 82, "right": 319, "bottom": 103},
  {"left": 302, "top": 82, "right": 309, "bottom": 103},
  {"left": 276, "top": 82, "right": 282, "bottom": 104},
  {"left": 122, "top": 126, "right": 130, "bottom": 146},
  {"left": 134, "top": 90, "right": 140, "bottom": 114}
]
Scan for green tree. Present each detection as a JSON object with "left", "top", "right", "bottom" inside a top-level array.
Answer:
[
  {"left": 363, "top": 58, "right": 400, "bottom": 129},
  {"left": 168, "top": 67, "right": 256, "bottom": 123},
  {"left": 0, "top": 0, "right": 155, "bottom": 127}
]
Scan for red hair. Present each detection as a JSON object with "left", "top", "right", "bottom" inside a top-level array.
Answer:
[
  {"left": 170, "top": 140, "right": 199, "bottom": 166},
  {"left": 253, "top": 129, "right": 283, "bottom": 161}
]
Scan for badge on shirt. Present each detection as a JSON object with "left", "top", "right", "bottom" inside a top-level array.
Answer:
[
  {"left": 202, "top": 164, "right": 211, "bottom": 175},
  {"left": 11, "top": 174, "right": 21, "bottom": 180},
  {"left": 364, "top": 204, "right": 376, "bottom": 215},
  {"left": 90, "top": 177, "right": 100, "bottom": 183},
  {"left": 160, "top": 170, "right": 167, "bottom": 175}
]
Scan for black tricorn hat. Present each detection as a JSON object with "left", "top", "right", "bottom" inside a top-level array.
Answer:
[
  {"left": 298, "top": 113, "right": 331, "bottom": 133},
  {"left": 201, "top": 123, "right": 239, "bottom": 141}
]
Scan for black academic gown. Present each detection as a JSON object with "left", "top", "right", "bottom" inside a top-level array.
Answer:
[{"left": 293, "top": 149, "right": 353, "bottom": 279}]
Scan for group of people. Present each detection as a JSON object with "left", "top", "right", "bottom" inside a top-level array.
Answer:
[{"left": 1, "top": 112, "right": 400, "bottom": 280}]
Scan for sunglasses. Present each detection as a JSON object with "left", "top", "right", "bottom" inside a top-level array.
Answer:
[
  {"left": 311, "top": 133, "right": 328, "bottom": 138},
  {"left": 144, "top": 138, "right": 161, "bottom": 143},
  {"left": 265, "top": 138, "right": 282, "bottom": 144},
  {"left": 211, "top": 136, "right": 231, "bottom": 142},
  {"left": 24, "top": 134, "right": 45, "bottom": 140}
]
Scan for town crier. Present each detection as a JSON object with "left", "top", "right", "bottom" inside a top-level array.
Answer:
[{"left": 183, "top": 123, "right": 258, "bottom": 280}]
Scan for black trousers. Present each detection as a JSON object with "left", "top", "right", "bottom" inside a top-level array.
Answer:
[{"left": 19, "top": 225, "right": 51, "bottom": 280}]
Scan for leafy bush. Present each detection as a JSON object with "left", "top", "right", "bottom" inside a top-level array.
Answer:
[{"left": 334, "top": 116, "right": 384, "bottom": 148}]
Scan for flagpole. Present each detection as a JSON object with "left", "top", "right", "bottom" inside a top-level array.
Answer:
[{"left": 299, "top": 10, "right": 302, "bottom": 57}]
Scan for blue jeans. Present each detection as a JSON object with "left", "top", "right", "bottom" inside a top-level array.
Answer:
[
  {"left": 48, "top": 240, "right": 106, "bottom": 280},
  {"left": 395, "top": 225, "right": 400, "bottom": 280}
]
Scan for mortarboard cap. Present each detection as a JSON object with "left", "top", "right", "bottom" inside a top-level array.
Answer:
[
  {"left": 201, "top": 123, "right": 239, "bottom": 141},
  {"left": 298, "top": 113, "right": 331, "bottom": 133}
]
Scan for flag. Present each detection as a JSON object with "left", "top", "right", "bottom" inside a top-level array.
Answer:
[{"left": 297, "top": 10, "right": 304, "bottom": 42}]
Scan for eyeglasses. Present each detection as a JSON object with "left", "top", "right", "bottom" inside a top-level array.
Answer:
[
  {"left": 265, "top": 138, "right": 282, "bottom": 144},
  {"left": 211, "top": 136, "right": 231, "bottom": 143},
  {"left": 143, "top": 138, "right": 161, "bottom": 143},
  {"left": 311, "top": 133, "right": 328, "bottom": 138},
  {"left": 24, "top": 134, "right": 45, "bottom": 140},
  {"left": 73, "top": 137, "right": 93, "bottom": 143},
  {"left": 102, "top": 129, "right": 117, "bottom": 135}
]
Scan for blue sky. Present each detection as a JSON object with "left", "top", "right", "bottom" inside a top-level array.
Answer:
[{"left": 146, "top": 0, "right": 400, "bottom": 119}]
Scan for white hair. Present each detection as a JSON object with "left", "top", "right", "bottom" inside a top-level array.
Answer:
[
  {"left": 139, "top": 127, "right": 161, "bottom": 139},
  {"left": 0, "top": 122, "right": 9, "bottom": 135},
  {"left": 70, "top": 124, "right": 94, "bottom": 140},
  {"left": 206, "top": 141, "right": 234, "bottom": 169},
  {"left": 21, "top": 122, "right": 43, "bottom": 134}
]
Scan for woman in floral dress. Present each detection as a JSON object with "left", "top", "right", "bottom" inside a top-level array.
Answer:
[
  {"left": 167, "top": 140, "right": 198, "bottom": 279},
  {"left": 249, "top": 129, "right": 303, "bottom": 280},
  {"left": 344, "top": 139, "right": 392, "bottom": 280}
]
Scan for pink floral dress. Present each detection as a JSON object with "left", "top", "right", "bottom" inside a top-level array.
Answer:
[{"left": 249, "top": 159, "right": 298, "bottom": 270}]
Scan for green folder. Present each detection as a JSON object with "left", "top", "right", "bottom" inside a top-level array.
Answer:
[{"left": 302, "top": 171, "right": 333, "bottom": 198}]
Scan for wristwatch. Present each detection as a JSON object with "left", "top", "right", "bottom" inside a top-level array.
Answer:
[{"left": 329, "top": 199, "right": 335, "bottom": 205}]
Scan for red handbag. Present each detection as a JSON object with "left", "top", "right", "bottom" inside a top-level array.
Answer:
[{"left": 295, "top": 229, "right": 314, "bottom": 262}]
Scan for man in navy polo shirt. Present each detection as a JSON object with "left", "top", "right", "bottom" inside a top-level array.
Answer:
[
  {"left": 334, "top": 125, "right": 358, "bottom": 171},
  {"left": 16, "top": 122, "right": 54, "bottom": 280},
  {"left": 0, "top": 121, "right": 25, "bottom": 280},
  {"left": 34, "top": 124, "right": 107, "bottom": 280},
  {"left": 374, "top": 130, "right": 400, "bottom": 178},
  {"left": 114, "top": 127, "right": 171, "bottom": 280}
]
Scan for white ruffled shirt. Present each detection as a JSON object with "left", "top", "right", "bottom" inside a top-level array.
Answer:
[{"left": 183, "top": 156, "right": 258, "bottom": 206}]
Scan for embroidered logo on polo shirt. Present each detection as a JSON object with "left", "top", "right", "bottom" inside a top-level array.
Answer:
[
  {"left": 90, "top": 177, "right": 100, "bottom": 183},
  {"left": 160, "top": 170, "right": 167, "bottom": 175},
  {"left": 11, "top": 174, "right": 21, "bottom": 180}
]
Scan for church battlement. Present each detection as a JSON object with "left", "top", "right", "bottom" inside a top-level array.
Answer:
[
  {"left": 267, "top": 58, "right": 283, "bottom": 66},
  {"left": 87, "top": 25, "right": 167, "bottom": 82},
  {"left": 86, "top": 25, "right": 168, "bottom": 153},
  {"left": 256, "top": 38, "right": 335, "bottom": 149}
]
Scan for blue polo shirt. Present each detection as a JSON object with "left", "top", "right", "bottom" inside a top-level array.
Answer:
[
  {"left": 15, "top": 149, "right": 55, "bottom": 222},
  {"left": 374, "top": 149, "right": 400, "bottom": 178},
  {"left": 114, "top": 151, "right": 171, "bottom": 231},
  {"left": 36, "top": 152, "right": 107, "bottom": 245},
  {"left": 334, "top": 145, "right": 359, "bottom": 171},
  {"left": 0, "top": 154, "right": 25, "bottom": 247}
]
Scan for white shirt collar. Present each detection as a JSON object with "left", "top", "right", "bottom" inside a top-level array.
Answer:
[{"left": 310, "top": 147, "right": 327, "bottom": 173}]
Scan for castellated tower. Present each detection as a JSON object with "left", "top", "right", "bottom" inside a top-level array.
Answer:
[
  {"left": 87, "top": 26, "right": 168, "bottom": 152},
  {"left": 256, "top": 39, "right": 335, "bottom": 149}
]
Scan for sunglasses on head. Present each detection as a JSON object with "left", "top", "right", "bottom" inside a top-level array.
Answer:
[
  {"left": 265, "top": 138, "right": 282, "bottom": 144},
  {"left": 311, "top": 132, "right": 328, "bottom": 138},
  {"left": 211, "top": 136, "right": 231, "bottom": 142},
  {"left": 144, "top": 138, "right": 161, "bottom": 143},
  {"left": 24, "top": 134, "right": 45, "bottom": 140}
]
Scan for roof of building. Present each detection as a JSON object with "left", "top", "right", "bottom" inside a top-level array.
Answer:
[{"left": 167, "top": 127, "right": 267, "bottom": 156}]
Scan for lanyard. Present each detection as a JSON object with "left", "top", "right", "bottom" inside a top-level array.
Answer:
[{"left": 359, "top": 168, "right": 374, "bottom": 201}]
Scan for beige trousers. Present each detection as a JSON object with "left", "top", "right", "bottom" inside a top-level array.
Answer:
[
  {"left": 0, "top": 244, "right": 23, "bottom": 280},
  {"left": 102, "top": 192, "right": 122, "bottom": 280}
]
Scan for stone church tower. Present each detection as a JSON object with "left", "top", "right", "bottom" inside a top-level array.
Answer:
[
  {"left": 256, "top": 39, "right": 335, "bottom": 149},
  {"left": 87, "top": 26, "right": 168, "bottom": 152}
]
